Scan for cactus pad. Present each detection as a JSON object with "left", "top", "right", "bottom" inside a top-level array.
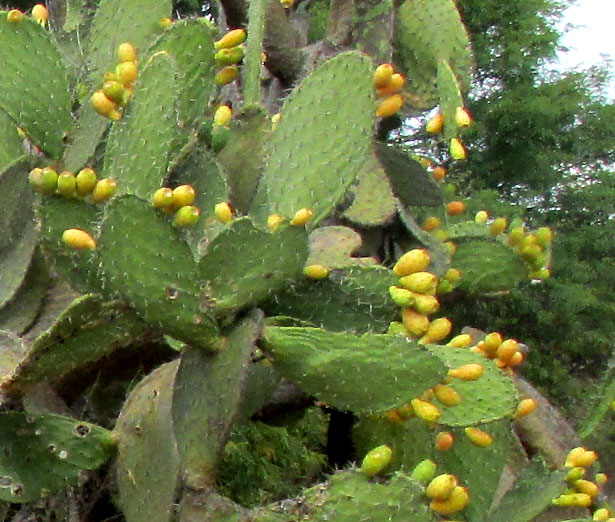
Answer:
[
  {"left": 97, "top": 195, "right": 218, "bottom": 348},
  {"left": 198, "top": 219, "right": 308, "bottom": 313},
  {"left": 262, "top": 326, "right": 447, "bottom": 413},
  {"left": 172, "top": 311, "right": 262, "bottom": 489},
  {"left": 0, "top": 411, "right": 115, "bottom": 503},
  {"left": 0, "top": 15, "right": 71, "bottom": 158},
  {"left": 0, "top": 112, "right": 22, "bottom": 171},
  {"left": 115, "top": 361, "right": 180, "bottom": 522},
  {"left": 265, "top": 266, "right": 399, "bottom": 333},
  {"left": 306, "top": 226, "right": 377, "bottom": 269},
  {"left": 62, "top": 105, "right": 111, "bottom": 172},
  {"left": 437, "top": 59, "right": 464, "bottom": 141},
  {"left": 103, "top": 52, "right": 178, "bottom": 199},
  {"left": 426, "top": 345, "right": 519, "bottom": 425},
  {"left": 252, "top": 52, "right": 375, "bottom": 225}
]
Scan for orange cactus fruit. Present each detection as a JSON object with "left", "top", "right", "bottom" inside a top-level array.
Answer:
[
  {"left": 455, "top": 106, "right": 472, "bottom": 127},
  {"left": 290, "top": 207, "right": 313, "bottom": 226},
  {"left": 446, "top": 201, "right": 466, "bottom": 216},
  {"left": 267, "top": 213, "right": 284, "bottom": 231},
  {"left": 118, "top": 42, "right": 137, "bottom": 63},
  {"left": 7, "top": 9, "right": 23, "bottom": 22},
  {"left": 172, "top": 184, "right": 196, "bottom": 209},
  {"left": 214, "top": 105, "right": 233, "bottom": 126},
  {"left": 497, "top": 339, "right": 519, "bottom": 364},
  {"left": 31, "top": 4, "right": 48, "bottom": 26},
  {"left": 401, "top": 308, "right": 430, "bottom": 337},
  {"left": 399, "top": 272, "right": 438, "bottom": 295},
  {"left": 377, "top": 73, "right": 406, "bottom": 96},
  {"left": 411, "top": 398, "right": 441, "bottom": 423},
  {"left": 214, "top": 202, "right": 233, "bottom": 223},
  {"left": 393, "top": 249, "right": 430, "bottom": 276},
  {"left": 420, "top": 317, "right": 452, "bottom": 344},
  {"left": 446, "top": 334, "right": 472, "bottom": 348},
  {"left": 433, "top": 383, "right": 461, "bottom": 407},
  {"left": 432, "top": 166, "right": 446, "bottom": 181},
  {"left": 430, "top": 486, "right": 469, "bottom": 515},
  {"left": 515, "top": 398, "right": 537, "bottom": 418},
  {"left": 62, "top": 229, "right": 97, "bottom": 250},
  {"left": 214, "top": 29, "right": 247, "bottom": 50},
  {"left": 481, "top": 332, "right": 503, "bottom": 357},
  {"left": 91, "top": 90, "right": 116, "bottom": 117},
  {"left": 450, "top": 138, "right": 467, "bottom": 160},
  {"left": 448, "top": 363, "right": 484, "bottom": 381},
  {"left": 422, "top": 216, "right": 441, "bottom": 232},
  {"left": 426, "top": 474, "right": 458, "bottom": 500},
  {"left": 91, "top": 178, "right": 117, "bottom": 203},
  {"left": 465, "top": 427, "right": 493, "bottom": 447},
  {"left": 435, "top": 431, "right": 454, "bottom": 451},
  {"left": 426, "top": 112, "right": 444, "bottom": 134},
  {"left": 376, "top": 94, "right": 404, "bottom": 118},
  {"left": 360, "top": 445, "right": 393, "bottom": 476},
  {"left": 373, "top": 63, "right": 394, "bottom": 88},
  {"left": 303, "top": 264, "right": 329, "bottom": 280}
]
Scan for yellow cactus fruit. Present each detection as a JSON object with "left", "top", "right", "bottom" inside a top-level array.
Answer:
[
  {"left": 432, "top": 166, "right": 446, "bottom": 181},
  {"left": 411, "top": 398, "right": 441, "bottom": 423},
  {"left": 173, "top": 205, "right": 201, "bottom": 227},
  {"left": 593, "top": 508, "right": 610, "bottom": 522},
  {"left": 450, "top": 138, "right": 467, "bottom": 160},
  {"left": 444, "top": 268, "right": 462, "bottom": 283},
  {"left": 172, "top": 184, "right": 196, "bottom": 209},
  {"left": 57, "top": 171, "right": 77, "bottom": 197},
  {"left": 574, "top": 479, "right": 599, "bottom": 498},
  {"left": 422, "top": 216, "right": 441, "bottom": 232},
  {"left": 446, "top": 201, "right": 466, "bottom": 216},
  {"left": 465, "top": 427, "right": 493, "bottom": 447},
  {"left": 215, "top": 65, "right": 239, "bottom": 85},
  {"left": 566, "top": 466, "right": 586, "bottom": 482},
  {"left": 373, "top": 63, "right": 394, "bottom": 88},
  {"left": 489, "top": 217, "right": 508, "bottom": 236},
  {"left": 413, "top": 293, "right": 440, "bottom": 315},
  {"left": 481, "top": 332, "right": 503, "bottom": 357},
  {"left": 515, "top": 398, "right": 537, "bottom": 418},
  {"left": 116, "top": 61, "right": 138, "bottom": 86},
  {"left": 410, "top": 459, "right": 437, "bottom": 482},
  {"left": 91, "top": 178, "right": 117, "bottom": 203},
  {"left": 118, "top": 42, "right": 137, "bottom": 63},
  {"left": 271, "top": 112, "right": 282, "bottom": 130},
  {"left": 535, "top": 226, "right": 553, "bottom": 246},
  {"left": 215, "top": 202, "right": 233, "bottom": 223},
  {"left": 393, "top": 249, "right": 430, "bottom": 276},
  {"left": 214, "top": 105, "right": 233, "bottom": 126},
  {"left": 265, "top": 214, "right": 284, "bottom": 231},
  {"left": 447, "top": 334, "right": 472, "bottom": 348},
  {"left": 377, "top": 73, "right": 406, "bottom": 96},
  {"left": 376, "top": 94, "right": 404, "bottom": 118},
  {"left": 426, "top": 112, "right": 444, "bottom": 134},
  {"left": 435, "top": 431, "right": 454, "bottom": 451},
  {"left": 401, "top": 308, "right": 430, "bottom": 337},
  {"left": 475, "top": 210, "right": 489, "bottom": 224},
  {"left": 420, "top": 317, "right": 452, "bottom": 344},
  {"left": 433, "top": 384, "right": 461, "bottom": 407},
  {"left": 360, "top": 445, "right": 393, "bottom": 476},
  {"left": 91, "top": 90, "right": 116, "bottom": 117},
  {"left": 430, "top": 486, "right": 469, "bottom": 515},
  {"left": 552, "top": 493, "right": 592, "bottom": 508},
  {"left": 399, "top": 272, "right": 438, "bottom": 295},
  {"left": 290, "top": 207, "right": 313, "bottom": 226},
  {"left": 565, "top": 447, "right": 598, "bottom": 468},
  {"left": 7, "top": 9, "right": 23, "bottom": 22},
  {"left": 426, "top": 474, "right": 458, "bottom": 500},
  {"left": 158, "top": 17, "right": 174, "bottom": 29},
  {"left": 214, "top": 29, "right": 247, "bottom": 50},
  {"left": 303, "top": 264, "right": 329, "bottom": 280},
  {"left": 521, "top": 234, "right": 538, "bottom": 248},
  {"left": 455, "top": 107, "right": 472, "bottom": 127},
  {"left": 152, "top": 187, "right": 174, "bottom": 210},
  {"left": 62, "top": 229, "right": 97, "bottom": 250},
  {"left": 595, "top": 473, "right": 608, "bottom": 485},
  {"left": 497, "top": 339, "right": 519, "bottom": 364},
  {"left": 448, "top": 363, "right": 484, "bottom": 381},
  {"left": 507, "top": 226, "right": 525, "bottom": 246},
  {"left": 108, "top": 108, "right": 123, "bottom": 121},
  {"left": 31, "top": 4, "right": 48, "bottom": 26}
]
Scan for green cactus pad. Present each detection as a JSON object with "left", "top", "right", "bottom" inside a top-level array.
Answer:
[
  {"left": 437, "top": 59, "right": 464, "bottom": 141},
  {"left": 36, "top": 196, "right": 102, "bottom": 292},
  {"left": 375, "top": 144, "right": 443, "bottom": 207},
  {"left": 216, "top": 108, "right": 271, "bottom": 214},
  {"left": 97, "top": 195, "right": 218, "bottom": 348},
  {"left": 395, "top": 0, "right": 473, "bottom": 105},
  {"left": 0, "top": 15, "right": 71, "bottom": 158},
  {"left": 452, "top": 239, "right": 527, "bottom": 293},
  {"left": 251, "top": 52, "right": 375, "bottom": 226},
  {"left": 103, "top": 52, "right": 178, "bottom": 199},
  {"left": 0, "top": 331, "right": 27, "bottom": 379},
  {"left": 148, "top": 19, "right": 217, "bottom": 136},
  {"left": 115, "top": 360, "right": 180, "bottom": 522},
  {"left": 262, "top": 326, "right": 447, "bottom": 413},
  {"left": 353, "top": 0, "right": 395, "bottom": 63},
  {"left": 426, "top": 345, "right": 519, "bottom": 426},
  {"left": 306, "top": 226, "right": 378, "bottom": 269},
  {"left": 62, "top": 105, "right": 110, "bottom": 172},
  {"left": 85, "top": 0, "right": 171, "bottom": 84},
  {"left": 236, "top": 360, "right": 283, "bottom": 420},
  {"left": 342, "top": 157, "right": 398, "bottom": 226},
  {"left": 0, "top": 411, "right": 115, "bottom": 503},
  {"left": 489, "top": 459, "right": 567, "bottom": 522},
  {"left": 63, "top": 0, "right": 86, "bottom": 32},
  {"left": 264, "top": 266, "right": 399, "bottom": 333},
  {"left": 437, "top": 420, "right": 512, "bottom": 521},
  {"left": 198, "top": 219, "right": 308, "bottom": 313},
  {"left": 0, "top": 112, "right": 22, "bottom": 171},
  {"left": 172, "top": 311, "right": 262, "bottom": 489},
  {"left": 447, "top": 220, "right": 490, "bottom": 239},
  {"left": 0, "top": 250, "right": 48, "bottom": 335},
  {"left": 3, "top": 295, "right": 147, "bottom": 391}
]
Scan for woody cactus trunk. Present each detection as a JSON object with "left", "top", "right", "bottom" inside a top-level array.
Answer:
[{"left": 0, "top": 0, "right": 592, "bottom": 521}]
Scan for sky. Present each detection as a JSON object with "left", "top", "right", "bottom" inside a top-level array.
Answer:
[{"left": 556, "top": 0, "right": 615, "bottom": 98}]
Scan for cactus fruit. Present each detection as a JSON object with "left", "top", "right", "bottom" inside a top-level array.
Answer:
[
  {"left": 214, "top": 105, "right": 233, "bottom": 126},
  {"left": 507, "top": 226, "right": 525, "bottom": 246},
  {"left": 515, "top": 398, "right": 537, "bottom": 418},
  {"left": 475, "top": 210, "right": 488, "bottom": 223},
  {"left": 594, "top": 508, "right": 611, "bottom": 521},
  {"left": 490, "top": 217, "right": 508, "bottom": 236},
  {"left": 426, "top": 112, "right": 444, "bottom": 134},
  {"left": 374, "top": 64, "right": 394, "bottom": 88},
  {"left": 433, "top": 383, "right": 461, "bottom": 407},
  {"left": 7, "top": 9, "right": 23, "bottom": 22},
  {"left": 455, "top": 107, "right": 472, "bottom": 127},
  {"left": 215, "top": 46, "right": 245, "bottom": 66},
  {"left": 420, "top": 317, "right": 452, "bottom": 344},
  {"left": 391, "top": 286, "right": 418, "bottom": 307},
  {"left": 435, "top": 431, "right": 454, "bottom": 451},
  {"left": 446, "top": 334, "right": 472, "bottom": 348},
  {"left": 444, "top": 268, "right": 462, "bottom": 282},
  {"left": 448, "top": 363, "right": 484, "bottom": 381},
  {"left": 30, "top": 167, "right": 57, "bottom": 195},
  {"left": 399, "top": 272, "right": 438, "bottom": 295},
  {"left": 290, "top": 208, "right": 314, "bottom": 226},
  {"left": 215, "top": 65, "right": 239, "bottom": 85},
  {"left": 57, "top": 171, "right": 77, "bottom": 196},
  {"left": 426, "top": 473, "right": 458, "bottom": 500},
  {"left": 267, "top": 213, "right": 284, "bottom": 231},
  {"left": 394, "top": 249, "right": 431, "bottom": 276},
  {"left": 118, "top": 42, "right": 137, "bottom": 63},
  {"left": 496, "top": 339, "right": 519, "bottom": 364},
  {"left": 565, "top": 447, "right": 598, "bottom": 468},
  {"left": 464, "top": 427, "right": 493, "bottom": 447},
  {"left": 376, "top": 94, "right": 404, "bottom": 118},
  {"left": 31, "top": 4, "right": 48, "bottom": 26},
  {"left": 552, "top": 493, "right": 592, "bottom": 507},
  {"left": 102, "top": 80, "right": 125, "bottom": 104},
  {"left": 76, "top": 168, "right": 98, "bottom": 196},
  {"left": 92, "top": 90, "right": 116, "bottom": 117},
  {"left": 446, "top": 201, "right": 466, "bottom": 216},
  {"left": 430, "top": 486, "right": 469, "bottom": 514},
  {"left": 152, "top": 187, "right": 174, "bottom": 210},
  {"left": 214, "top": 29, "right": 247, "bottom": 50},
  {"left": 450, "top": 138, "right": 466, "bottom": 160},
  {"left": 573, "top": 479, "right": 599, "bottom": 497},
  {"left": 401, "top": 308, "right": 430, "bottom": 336},
  {"left": 116, "top": 61, "right": 138, "bottom": 86},
  {"left": 91, "top": 178, "right": 117, "bottom": 203},
  {"left": 422, "top": 216, "right": 441, "bottom": 231},
  {"left": 173, "top": 205, "right": 200, "bottom": 227},
  {"left": 411, "top": 293, "right": 440, "bottom": 315},
  {"left": 172, "top": 185, "right": 196, "bottom": 209},
  {"left": 411, "top": 398, "right": 441, "bottom": 423},
  {"left": 378, "top": 73, "right": 406, "bottom": 96},
  {"left": 214, "top": 202, "right": 234, "bottom": 223},
  {"left": 595, "top": 473, "right": 608, "bottom": 485},
  {"left": 432, "top": 166, "right": 446, "bottom": 181},
  {"left": 411, "top": 459, "right": 438, "bottom": 483},
  {"left": 303, "top": 265, "right": 330, "bottom": 280},
  {"left": 62, "top": 229, "right": 97, "bottom": 250},
  {"left": 360, "top": 445, "right": 393, "bottom": 476},
  {"left": 567, "top": 467, "right": 586, "bottom": 482}
]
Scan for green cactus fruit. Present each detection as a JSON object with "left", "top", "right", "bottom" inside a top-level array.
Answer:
[
  {"left": 91, "top": 177, "right": 117, "bottom": 203},
  {"left": 37, "top": 167, "right": 58, "bottom": 195},
  {"left": 410, "top": 459, "right": 437, "bottom": 483},
  {"left": 102, "top": 80, "right": 126, "bottom": 104},
  {"left": 152, "top": 187, "right": 174, "bottom": 210},
  {"left": 75, "top": 167, "right": 98, "bottom": 196},
  {"left": 361, "top": 445, "right": 393, "bottom": 476},
  {"left": 215, "top": 65, "right": 239, "bottom": 85},
  {"left": 7, "top": 9, "right": 23, "bottom": 22},
  {"left": 214, "top": 45, "right": 245, "bottom": 66},
  {"left": 173, "top": 205, "right": 200, "bottom": 227},
  {"left": 57, "top": 171, "right": 77, "bottom": 197},
  {"left": 389, "top": 285, "right": 416, "bottom": 307}
]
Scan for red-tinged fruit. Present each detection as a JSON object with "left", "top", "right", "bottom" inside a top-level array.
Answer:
[
  {"left": 435, "top": 431, "right": 454, "bottom": 451},
  {"left": 62, "top": 229, "right": 96, "bottom": 250},
  {"left": 446, "top": 201, "right": 466, "bottom": 216},
  {"left": 214, "top": 202, "right": 233, "bottom": 223},
  {"left": 450, "top": 138, "right": 467, "bottom": 160},
  {"left": 377, "top": 73, "right": 405, "bottom": 96},
  {"left": 497, "top": 339, "right": 519, "bottom": 364},
  {"left": 31, "top": 4, "right": 48, "bottom": 25},
  {"left": 152, "top": 187, "right": 174, "bottom": 210},
  {"left": 426, "top": 112, "right": 444, "bottom": 134},
  {"left": 432, "top": 166, "right": 446, "bottom": 181},
  {"left": 422, "top": 216, "right": 441, "bottom": 232},
  {"left": 373, "top": 63, "right": 394, "bottom": 88}
]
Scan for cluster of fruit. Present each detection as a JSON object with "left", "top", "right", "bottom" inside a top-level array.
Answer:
[
  {"left": 213, "top": 29, "right": 246, "bottom": 86},
  {"left": 373, "top": 63, "right": 406, "bottom": 118},
  {"left": 507, "top": 224, "right": 552, "bottom": 279},
  {"left": 551, "top": 446, "right": 608, "bottom": 514},
  {"left": 7, "top": 4, "right": 47, "bottom": 25},
  {"left": 426, "top": 108, "right": 472, "bottom": 160},
  {"left": 469, "top": 332, "right": 525, "bottom": 372},
  {"left": 29, "top": 166, "right": 116, "bottom": 203},
  {"left": 151, "top": 185, "right": 202, "bottom": 228},
  {"left": 91, "top": 42, "right": 138, "bottom": 120}
]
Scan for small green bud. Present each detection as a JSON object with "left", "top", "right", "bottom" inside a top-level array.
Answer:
[
  {"left": 360, "top": 445, "right": 392, "bottom": 476},
  {"left": 102, "top": 80, "right": 125, "bottom": 104},
  {"left": 39, "top": 167, "right": 58, "bottom": 195},
  {"left": 57, "top": 171, "right": 77, "bottom": 197},
  {"left": 410, "top": 459, "right": 437, "bottom": 483},
  {"left": 173, "top": 205, "right": 200, "bottom": 227}
]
